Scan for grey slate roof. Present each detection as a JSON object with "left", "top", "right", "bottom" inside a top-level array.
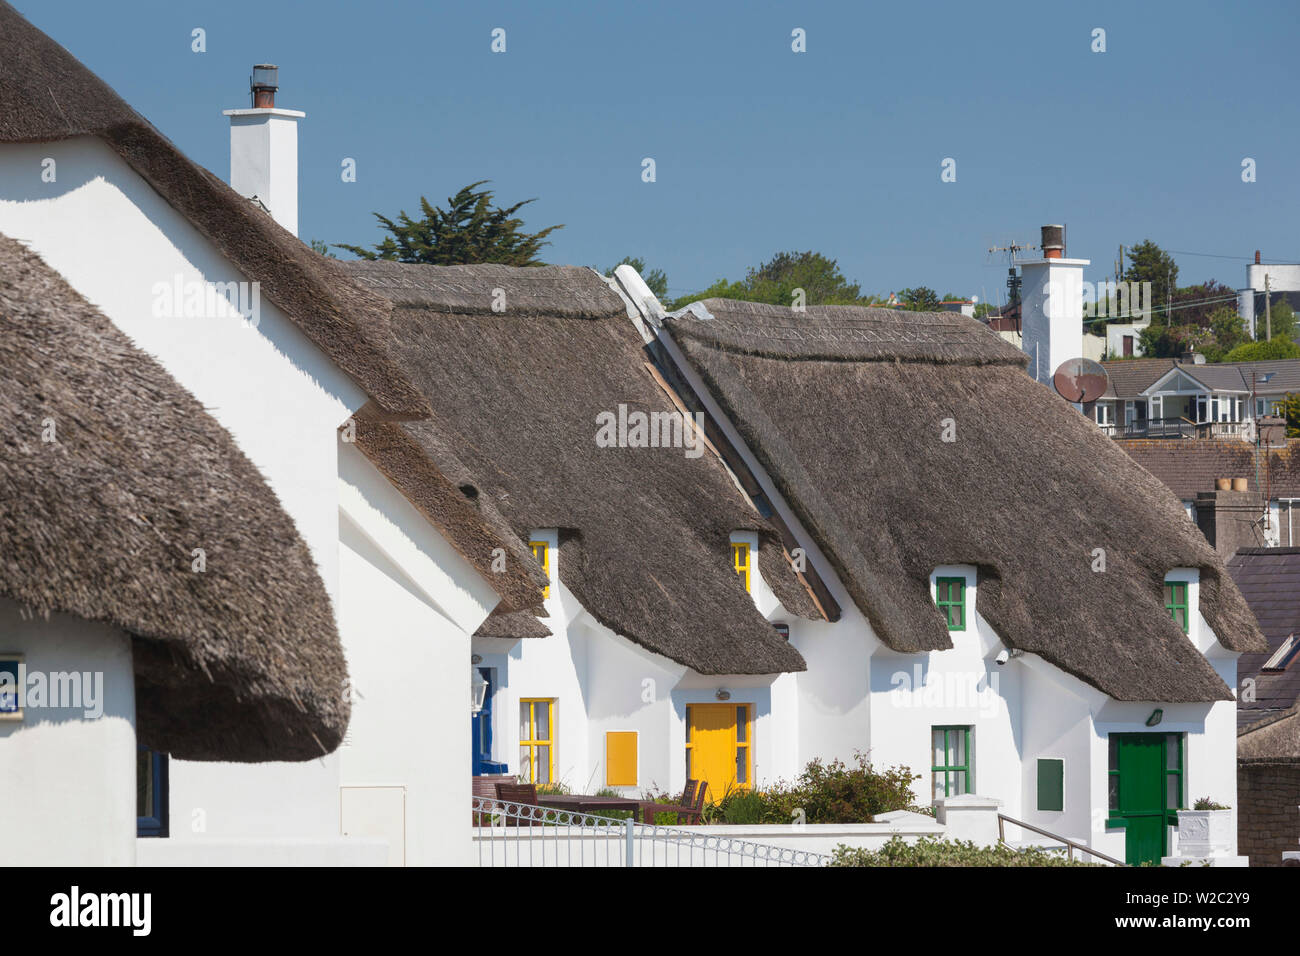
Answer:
[
  {"left": 1226, "top": 548, "right": 1300, "bottom": 733},
  {"left": 1101, "top": 358, "right": 1300, "bottom": 400}
]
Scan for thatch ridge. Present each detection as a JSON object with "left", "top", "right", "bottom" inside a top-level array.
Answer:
[
  {"left": 664, "top": 299, "right": 1266, "bottom": 701},
  {"left": 0, "top": 233, "right": 346, "bottom": 760},
  {"left": 345, "top": 261, "right": 623, "bottom": 318},
  {"left": 347, "top": 262, "right": 812, "bottom": 674},
  {"left": 676, "top": 299, "right": 1029, "bottom": 365},
  {"left": 0, "top": 1, "right": 429, "bottom": 420}
]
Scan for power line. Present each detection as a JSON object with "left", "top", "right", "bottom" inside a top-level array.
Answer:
[
  {"left": 1081, "top": 291, "right": 1245, "bottom": 327},
  {"left": 1167, "top": 249, "right": 1299, "bottom": 264}
]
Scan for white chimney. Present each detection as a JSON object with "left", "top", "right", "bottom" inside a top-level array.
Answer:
[
  {"left": 222, "top": 65, "right": 304, "bottom": 236},
  {"left": 1019, "top": 224, "right": 1089, "bottom": 385}
]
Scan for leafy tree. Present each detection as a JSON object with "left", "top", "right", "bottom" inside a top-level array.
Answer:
[
  {"left": 1223, "top": 336, "right": 1300, "bottom": 363},
  {"left": 309, "top": 238, "right": 336, "bottom": 258},
  {"left": 1279, "top": 393, "right": 1300, "bottom": 438},
  {"left": 604, "top": 256, "right": 668, "bottom": 299},
  {"left": 335, "top": 180, "right": 562, "bottom": 266},
  {"left": 1266, "top": 298, "right": 1297, "bottom": 342},
  {"left": 1208, "top": 306, "right": 1248, "bottom": 355},
  {"left": 973, "top": 302, "right": 996, "bottom": 320},
  {"left": 667, "top": 251, "right": 882, "bottom": 311},
  {"left": 897, "top": 286, "right": 941, "bottom": 312},
  {"left": 1171, "top": 280, "right": 1237, "bottom": 328}
]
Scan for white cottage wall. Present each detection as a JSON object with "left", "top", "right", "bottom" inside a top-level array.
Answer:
[
  {"left": 0, "top": 599, "right": 136, "bottom": 865},
  {"left": 336, "top": 442, "right": 502, "bottom": 865}
]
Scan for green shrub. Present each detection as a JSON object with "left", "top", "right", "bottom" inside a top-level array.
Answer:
[
  {"left": 1191, "top": 797, "right": 1230, "bottom": 811},
  {"left": 830, "top": 836, "right": 1102, "bottom": 867},
  {"left": 791, "top": 753, "right": 919, "bottom": 823},
  {"left": 721, "top": 790, "right": 768, "bottom": 825},
  {"left": 1223, "top": 336, "right": 1300, "bottom": 362},
  {"left": 690, "top": 752, "right": 919, "bottom": 825}
]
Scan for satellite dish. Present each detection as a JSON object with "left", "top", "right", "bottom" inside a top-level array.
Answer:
[{"left": 1052, "top": 358, "right": 1110, "bottom": 403}]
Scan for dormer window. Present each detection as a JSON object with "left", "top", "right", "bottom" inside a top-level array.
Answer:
[
  {"left": 935, "top": 577, "right": 966, "bottom": 631},
  {"left": 732, "top": 542, "right": 751, "bottom": 592},
  {"left": 1262, "top": 634, "right": 1298, "bottom": 672},
  {"left": 530, "top": 540, "right": 550, "bottom": 599},
  {"left": 1164, "top": 580, "right": 1188, "bottom": 632}
]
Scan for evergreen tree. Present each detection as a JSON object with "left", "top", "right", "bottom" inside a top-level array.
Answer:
[{"left": 336, "top": 181, "right": 562, "bottom": 266}]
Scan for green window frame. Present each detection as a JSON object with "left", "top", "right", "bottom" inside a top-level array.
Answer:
[
  {"left": 935, "top": 577, "right": 966, "bottom": 630},
  {"left": 931, "top": 725, "right": 972, "bottom": 799},
  {"left": 1107, "top": 732, "right": 1184, "bottom": 825},
  {"left": 1164, "top": 580, "right": 1188, "bottom": 633}
]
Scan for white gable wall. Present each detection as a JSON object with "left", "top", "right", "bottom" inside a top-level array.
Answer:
[{"left": 336, "top": 440, "right": 500, "bottom": 865}]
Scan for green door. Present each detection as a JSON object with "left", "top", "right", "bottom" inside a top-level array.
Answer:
[{"left": 1110, "top": 734, "right": 1174, "bottom": 865}]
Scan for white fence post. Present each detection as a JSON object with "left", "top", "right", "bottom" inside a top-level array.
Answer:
[{"left": 624, "top": 818, "right": 635, "bottom": 867}]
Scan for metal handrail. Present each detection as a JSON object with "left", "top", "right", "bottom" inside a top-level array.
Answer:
[{"left": 997, "top": 813, "right": 1125, "bottom": 866}]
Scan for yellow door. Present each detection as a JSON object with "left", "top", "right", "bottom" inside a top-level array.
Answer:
[{"left": 687, "top": 704, "right": 750, "bottom": 802}]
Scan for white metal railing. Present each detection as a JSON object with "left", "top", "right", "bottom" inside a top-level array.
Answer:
[
  {"left": 472, "top": 797, "right": 828, "bottom": 867},
  {"left": 997, "top": 813, "right": 1125, "bottom": 866}
]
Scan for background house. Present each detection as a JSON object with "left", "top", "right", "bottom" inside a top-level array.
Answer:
[
  {"left": 1226, "top": 548, "right": 1300, "bottom": 865},
  {"left": 1117, "top": 439, "right": 1300, "bottom": 551},
  {"left": 1237, "top": 251, "right": 1300, "bottom": 340},
  {"left": 1094, "top": 357, "right": 1297, "bottom": 439}
]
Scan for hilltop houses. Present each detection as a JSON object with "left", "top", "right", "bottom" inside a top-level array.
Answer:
[{"left": 0, "top": 4, "right": 1271, "bottom": 867}]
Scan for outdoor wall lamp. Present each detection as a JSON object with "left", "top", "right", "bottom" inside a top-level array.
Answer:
[
  {"left": 715, "top": 689, "right": 731, "bottom": 701},
  {"left": 1146, "top": 708, "right": 1163, "bottom": 727},
  {"left": 471, "top": 667, "right": 489, "bottom": 714}
]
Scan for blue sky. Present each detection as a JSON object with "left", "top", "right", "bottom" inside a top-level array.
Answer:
[{"left": 17, "top": 0, "right": 1300, "bottom": 304}]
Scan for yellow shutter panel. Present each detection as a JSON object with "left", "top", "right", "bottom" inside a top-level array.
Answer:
[{"left": 605, "top": 731, "right": 638, "bottom": 787}]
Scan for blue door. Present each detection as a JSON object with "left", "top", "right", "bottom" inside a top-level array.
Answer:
[{"left": 471, "top": 667, "right": 508, "bottom": 775}]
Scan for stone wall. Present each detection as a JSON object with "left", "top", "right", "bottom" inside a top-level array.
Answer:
[{"left": 1238, "top": 763, "right": 1300, "bottom": 866}]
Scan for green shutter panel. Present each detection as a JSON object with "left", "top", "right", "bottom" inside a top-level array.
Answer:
[{"left": 1037, "top": 758, "right": 1064, "bottom": 811}]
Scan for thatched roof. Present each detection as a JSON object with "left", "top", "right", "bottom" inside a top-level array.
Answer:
[
  {"left": 662, "top": 299, "right": 1267, "bottom": 701},
  {"left": 0, "top": 233, "right": 347, "bottom": 761},
  {"left": 0, "top": 1, "right": 429, "bottom": 420},
  {"left": 473, "top": 606, "right": 552, "bottom": 640},
  {"left": 1238, "top": 704, "right": 1300, "bottom": 764},
  {"left": 346, "top": 263, "right": 812, "bottom": 674}
]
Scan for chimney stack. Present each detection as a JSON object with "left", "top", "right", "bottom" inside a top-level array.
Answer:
[
  {"left": 1255, "top": 250, "right": 1261, "bottom": 265},
  {"left": 1018, "top": 224, "right": 1090, "bottom": 387},
  {"left": 222, "top": 64, "right": 304, "bottom": 236},
  {"left": 1195, "top": 488, "right": 1267, "bottom": 556}
]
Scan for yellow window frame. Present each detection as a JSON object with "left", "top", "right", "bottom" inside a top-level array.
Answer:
[
  {"left": 732, "top": 542, "right": 751, "bottom": 593},
  {"left": 530, "top": 540, "right": 550, "bottom": 599},
  {"left": 519, "top": 698, "right": 555, "bottom": 784}
]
